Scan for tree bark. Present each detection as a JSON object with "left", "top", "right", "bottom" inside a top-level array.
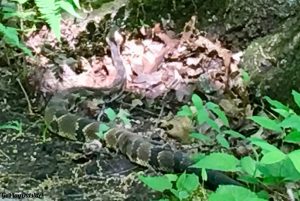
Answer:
[{"left": 241, "top": 13, "right": 300, "bottom": 107}]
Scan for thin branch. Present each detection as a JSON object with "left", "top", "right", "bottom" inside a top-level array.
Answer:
[{"left": 16, "top": 78, "right": 33, "bottom": 115}]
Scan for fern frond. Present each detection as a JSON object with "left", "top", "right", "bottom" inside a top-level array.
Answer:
[{"left": 34, "top": 0, "right": 61, "bottom": 40}]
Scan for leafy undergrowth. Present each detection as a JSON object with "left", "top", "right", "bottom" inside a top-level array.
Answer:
[
  {"left": 1, "top": 1, "right": 300, "bottom": 201},
  {"left": 140, "top": 92, "right": 300, "bottom": 201}
]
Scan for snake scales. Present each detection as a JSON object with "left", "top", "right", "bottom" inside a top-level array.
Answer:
[{"left": 44, "top": 28, "right": 242, "bottom": 191}]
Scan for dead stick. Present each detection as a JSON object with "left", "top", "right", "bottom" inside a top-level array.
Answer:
[{"left": 16, "top": 78, "right": 33, "bottom": 115}]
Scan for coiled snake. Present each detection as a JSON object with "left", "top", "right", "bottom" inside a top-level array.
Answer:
[{"left": 44, "top": 28, "right": 242, "bottom": 191}]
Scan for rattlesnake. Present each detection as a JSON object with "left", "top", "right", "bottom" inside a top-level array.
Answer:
[{"left": 44, "top": 27, "right": 242, "bottom": 191}]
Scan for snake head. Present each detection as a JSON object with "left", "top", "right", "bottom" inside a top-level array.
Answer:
[{"left": 106, "top": 26, "right": 124, "bottom": 46}]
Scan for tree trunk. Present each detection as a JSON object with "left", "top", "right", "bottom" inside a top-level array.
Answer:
[{"left": 241, "top": 11, "right": 300, "bottom": 107}]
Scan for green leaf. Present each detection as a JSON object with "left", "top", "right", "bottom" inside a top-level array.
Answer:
[
  {"left": 209, "top": 185, "right": 268, "bottom": 201},
  {"left": 271, "top": 108, "right": 291, "bottom": 118},
  {"left": 0, "top": 24, "right": 20, "bottom": 46},
  {"left": 18, "top": 43, "right": 32, "bottom": 56},
  {"left": 117, "top": 109, "right": 131, "bottom": 126},
  {"left": 105, "top": 108, "right": 117, "bottom": 121},
  {"left": 240, "top": 156, "right": 261, "bottom": 177},
  {"left": 263, "top": 96, "right": 292, "bottom": 117},
  {"left": 292, "top": 90, "right": 300, "bottom": 109},
  {"left": 223, "top": 130, "right": 246, "bottom": 139},
  {"left": 190, "top": 132, "right": 211, "bottom": 142},
  {"left": 206, "top": 118, "right": 220, "bottom": 132},
  {"left": 250, "top": 138, "right": 282, "bottom": 153},
  {"left": 262, "top": 176, "right": 283, "bottom": 184},
  {"left": 263, "top": 96, "right": 289, "bottom": 110},
  {"left": 98, "top": 124, "right": 109, "bottom": 138},
  {"left": 0, "top": 121, "right": 22, "bottom": 131},
  {"left": 260, "top": 151, "right": 286, "bottom": 164},
  {"left": 216, "top": 134, "right": 230, "bottom": 149},
  {"left": 192, "top": 153, "right": 239, "bottom": 171},
  {"left": 191, "top": 153, "right": 205, "bottom": 163},
  {"left": 192, "top": 94, "right": 204, "bottom": 111},
  {"left": 15, "top": 10, "right": 36, "bottom": 20},
  {"left": 241, "top": 69, "right": 251, "bottom": 85},
  {"left": 72, "top": 0, "right": 81, "bottom": 9},
  {"left": 57, "top": 0, "right": 82, "bottom": 19},
  {"left": 177, "top": 105, "right": 193, "bottom": 117},
  {"left": 196, "top": 108, "right": 209, "bottom": 124},
  {"left": 164, "top": 174, "right": 178, "bottom": 182},
  {"left": 284, "top": 130, "right": 300, "bottom": 143},
  {"left": 178, "top": 190, "right": 189, "bottom": 200},
  {"left": 0, "top": 121, "right": 22, "bottom": 135},
  {"left": 99, "top": 124, "right": 110, "bottom": 132},
  {"left": 35, "top": 0, "right": 62, "bottom": 40},
  {"left": 248, "top": 116, "right": 281, "bottom": 132},
  {"left": 279, "top": 114, "right": 300, "bottom": 131},
  {"left": 258, "top": 158, "right": 300, "bottom": 181},
  {"left": 117, "top": 108, "right": 130, "bottom": 118},
  {"left": 176, "top": 173, "right": 199, "bottom": 193},
  {"left": 288, "top": 150, "right": 300, "bottom": 173},
  {"left": 139, "top": 175, "right": 173, "bottom": 192},
  {"left": 237, "top": 175, "right": 260, "bottom": 184},
  {"left": 256, "top": 191, "right": 270, "bottom": 200},
  {"left": 170, "top": 189, "right": 180, "bottom": 199},
  {"left": 3, "top": 11, "right": 18, "bottom": 20},
  {"left": 205, "top": 102, "right": 229, "bottom": 127}
]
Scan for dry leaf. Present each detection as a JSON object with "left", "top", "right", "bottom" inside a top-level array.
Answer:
[{"left": 160, "top": 116, "right": 193, "bottom": 144}]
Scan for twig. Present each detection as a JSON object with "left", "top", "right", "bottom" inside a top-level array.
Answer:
[
  {"left": 16, "top": 78, "right": 33, "bottom": 115},
  {"left": 123, "top": 102, "right": 159, "bottom": 117},
  {"left": 155, "top": 92, "right": 168, "bottom": 127},
  {"left": 23, "top": 118, "right": 43, "bottom": 133},
  {"left": 0, "top": 148, "right": 11, "bottom": 160}
]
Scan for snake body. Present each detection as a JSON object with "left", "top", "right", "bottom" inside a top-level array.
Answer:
[
  {"left": 45, "top": 90, "right": 242, "bottom": 191},
  {"left": 44, "top": 29, "right": 242, "bottom": 191}
]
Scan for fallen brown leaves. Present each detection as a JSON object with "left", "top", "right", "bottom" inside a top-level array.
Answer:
[{"left": 26, "top": 16, "right": 249, "bottom": 121}]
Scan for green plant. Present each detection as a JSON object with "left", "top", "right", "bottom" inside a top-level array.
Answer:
[
  {"left": 0, "top": 0, "right": 82, "bottom": 55},
  {"left": 0, "top": 23, "right": 32, "bottom": 55},
  {"left": 251, "top": 90, "right": 300, "bottom": 143},
  {"left": 209, "top": 185, "right": 267, "bottom": 201},
  {"left": 177, "top": 94, "right": 244, "bottom": 149},
  {"left": 140, "top": 91, "right": 300, "bottom": 201},
  {"left": 2, "top": 0, "right": 38, "bottom": 29},
  {"left": 0, "top": 120, "right": 23, "bottom": 135},
  {"left": 139, "top": 172, "right": 200, "bottom": 201},
  {"left": 97, "top": 107, "right": 131, "bottom": 138},
  {"left": 240, "top": 69, "right": 251, "bottom": 86},
  {"left": 34, "top": 0, "right": 82, "bottom": 41},
  {"left": 239, "top": 90, "right": 300, "bottom": 187},
  {"left": 0, "top": 0, "right": 34, "bottom": 55},
  {"left": 140, "top": 94, "right": 253, "bottom": 201}
]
